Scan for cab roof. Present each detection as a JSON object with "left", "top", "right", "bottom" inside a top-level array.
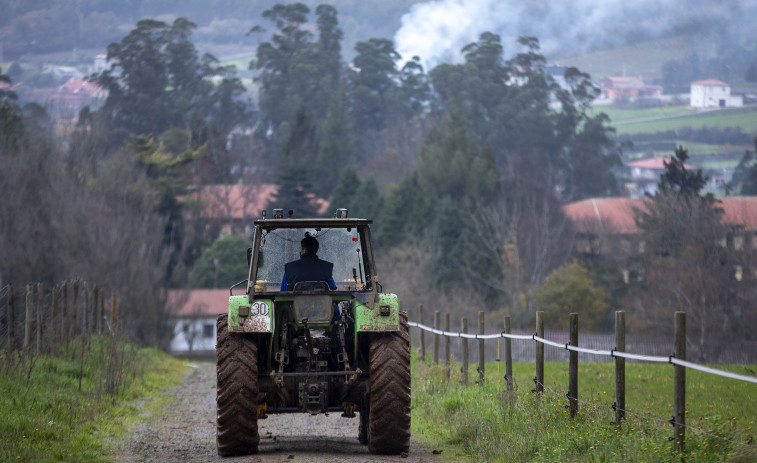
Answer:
[{"left": 254, "top": 218, "right": 372, "bottom": 229}]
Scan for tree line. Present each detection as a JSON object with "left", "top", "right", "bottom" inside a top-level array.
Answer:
[{"left": 2, "top": 2, "right": 755, "bottom": 357}]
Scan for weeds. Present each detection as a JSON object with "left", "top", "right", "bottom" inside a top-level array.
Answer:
[{"left": 0, "top": 336, "right": 185, "bottom": 462}]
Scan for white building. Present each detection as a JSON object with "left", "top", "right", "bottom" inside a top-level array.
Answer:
[
  {"left": 690, "top": 79, "right": 743, "bottom": 108},
  {"left": 167, "top": 289, "right": 228, "bottom": 355}
]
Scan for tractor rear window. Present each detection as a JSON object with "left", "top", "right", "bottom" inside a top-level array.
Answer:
[{"left": 255, "top": 227, "right": 366, "bottom": 291}]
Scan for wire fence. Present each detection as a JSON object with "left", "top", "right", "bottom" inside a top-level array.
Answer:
[
  {"left": 407, "top": 308, "right": 757, "bottom": 453},
  {"left": 0, "top": 280, "right": 119, "bottom": 356},
  {"left": 408, "top": 319, "right": 757, "bottom": 384}
]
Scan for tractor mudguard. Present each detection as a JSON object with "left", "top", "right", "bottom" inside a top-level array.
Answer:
[
  {"left": 228, "top": 295, "right": 273, "bottom": 333},
  {"left": 355, "top": 293, "right": 400, "bottom": 332}
]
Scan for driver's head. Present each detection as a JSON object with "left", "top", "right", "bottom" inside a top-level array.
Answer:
[{"left": 301, "top": 233, "right": 319, "bottom": 255}]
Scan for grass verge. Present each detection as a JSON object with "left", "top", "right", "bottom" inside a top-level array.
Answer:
[
  {"left": 0, "top": 337, "right": 187, "bottom": 462},
  {"left": 411, "top": 356, "right": 757, "bottom": 462}
]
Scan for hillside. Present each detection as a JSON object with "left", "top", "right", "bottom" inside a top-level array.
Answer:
[{"left": 556, "top": 34, "right": 718, "bottom": 82}]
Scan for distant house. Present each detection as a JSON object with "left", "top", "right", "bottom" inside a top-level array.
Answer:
[
  {"left": 625, "top": 154, "right": 694, "bottom": 198},
  {"left": 690, "top": 79, "right": 743, "bottom": 108},
  {"left": 563, "top": 196, "right": 757, "bottom": 283},
  {"left": 191, "top": 184, "right": 277, "bottom": 239},
  {"left": 167, "top": 289, "right": 228, "bottom": 355},
  {"left": 46, "top": 77, "right": 107, "bottom": 119},
  {"left": 600, "top": 76, "right": 662, "bottom": 100},
  {"left": 189, "top": 184, "right": 330, "bottom": 241}
]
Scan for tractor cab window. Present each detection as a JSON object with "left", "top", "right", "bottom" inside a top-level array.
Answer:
[{"left": 254, "top": 227, "right": 368, "bottom": 292}]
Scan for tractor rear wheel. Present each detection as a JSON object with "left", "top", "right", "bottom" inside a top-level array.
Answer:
[
  {"left": 367, "top": 311, "right": 411, "bottom": 454},
  {"left": 216, "top": 314, "right": 259, "bottom": 456}
]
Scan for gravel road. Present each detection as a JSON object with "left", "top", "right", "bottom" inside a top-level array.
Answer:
[{"left": 112, "top": 362, "right": 442, "bottom": 463}]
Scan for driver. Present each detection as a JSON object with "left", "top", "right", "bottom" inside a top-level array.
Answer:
[{"left": 280, "top": 232, "right": 337, "bottom": 291}]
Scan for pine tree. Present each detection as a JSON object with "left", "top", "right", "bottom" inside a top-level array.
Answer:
[
  {"left": 269, "top": 104, "right": 319, "bottom": 217},
  {"left": 315, "top": 93, "right": 354, "bottom": 197}
]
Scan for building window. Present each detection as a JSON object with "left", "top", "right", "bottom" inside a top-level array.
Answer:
[
  {"left": 734, "top": 235, "right": 744, "bottom": 250},
  {"left": 203, "top": 323, "right": 214, "bottom": 339},
  {"left": 734, "top": 266, "right": 743, "bottom": 282}
]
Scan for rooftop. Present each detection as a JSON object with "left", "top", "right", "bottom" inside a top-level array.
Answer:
[
  {"left": 563, "top": 196, "right": 757, "bottom": 234},
  {"left": 691, "top": 79, "right": 730, "bottom": 87}
]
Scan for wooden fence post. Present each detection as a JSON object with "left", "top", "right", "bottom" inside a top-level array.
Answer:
[
  {"left": 433, "top": 310, "right": 440, "bottom": 364},
  {"left": 91, "top": 285, "right": 98, "bottom": 336},
  {"left": 569, "top": 312, "right": 578, "bottom": 418},
  {"left": 504, "top": 315, "right": 513, "bottom": 393},
  {"left": 478, "top": 311, "right": 485, "bottom": 383},
  {"left": 72, "top": 280, "right": 79, "bottom": 338},
  {"left": 24, "top": 284, "right": 32, "bottom": 351},
  {"left": 419, "top": 305, "right": 425, "bottom": 362},
  {"left": 615, "top": 311, "right": 626, "bottom": 428},
  {"left": 110, "top": 292, "right": 117, "bottom": 334},
  {"left": 674, "top": 311, "right": 686, "bottom": 451},
  {"left": 444, "top": 312, "right": 450, "bottom": 379},
  {"left": 535, "top": 311, "right": 544, "bottom": 395},
  {"left": 36, "top": 282, "right": 43, "bottom": 355},
  {"left": 461, "top": 317, "right": 468, "bottom": 385},
  {"left": 52, "top": 287, "right": 59, "bottom": 346},
  {"left": 98, "top": 289, "right": 105, "bottom": 336},
  {"left": 62, "top": 282, "right": 68, "bottom": 344},
  {"left": 83, "top": 282, "right": 89, "bottom": 335},
  {"left": 7, "top": 285, "right": 15, "bottom": 353}
]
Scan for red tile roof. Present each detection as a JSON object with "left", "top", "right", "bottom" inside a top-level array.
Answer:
[
  {"left": 56, "top": 78, "right": 107, "bottom": 99},
  {"left": 563, "top": 198, "right": 644, "bottom": 234},
  {"left": 691, "top": 79, "right": 729, "bottom": 87},
  {"left": 193, "top": 184, "right": 276, "bottom": 220},
  {"left": 192, "top": 184, "right": 330, "bottom": 220},
  {"left": 167, "top": 289, "right": 231, "bottom": 317},
  {"left": 563, "top": 196, "right": 757, "bottom": 234},
  {"left": 721, "top": 196, "right": 757, "bottom": 229},
  {"left": 627, "top": 155, "right": 693, "bottom": 170}
]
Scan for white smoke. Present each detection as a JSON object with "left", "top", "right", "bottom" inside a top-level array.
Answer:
[{"left": 395, "top": 0, "right": 756, "bottom": 69}]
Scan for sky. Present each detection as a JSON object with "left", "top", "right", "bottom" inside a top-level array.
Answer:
[{"left": 394, "top": 0, "right": 757, "bottom": 69}]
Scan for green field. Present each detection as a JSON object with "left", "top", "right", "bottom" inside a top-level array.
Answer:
[
  {"left": 611, "top": 107, "right": 757, "bottom": 136},
  {"left": 412, "top": 356, "right": 757, "bottom": 462}
]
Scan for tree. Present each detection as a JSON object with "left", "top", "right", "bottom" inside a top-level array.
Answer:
[
  {"left": 533, "top": 260, "right": 610, "bottom": 332},
  {"left": 330, "top": 163, "right": 360, "bottom": 211},
  {"left": 461, "top": 178, "right": 574, "bottom": 321},
  {"left": 253, "top": 2, "right": 339, "bottom": 130},
  {"left": 315, "top": 92, "right": 354, "bottom": 197},
  {"left": 95, "top": 18, "right": 246, "bottom": 142},
  {"left": 729, "top": 137, "right": 757, "bottom": 195},
  {"left": 414, "top": 108, "right": 499, "bottom": 205},
  {"left": 349, "top": 38, "right": 401, "bottom": 133},
  {"left": 430, "top": 35, "right": 620, "bottom": 200},
  {"left": 190, "top": 234, "right": 250, "bottom": 288},
  {"left": 268, "top": 104, "right": 319, "bottom": 217},
  {"left": 633, "top": 146, "right": 736, "bottom": 361}
]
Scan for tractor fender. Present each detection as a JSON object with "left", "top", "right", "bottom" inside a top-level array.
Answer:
[
  {"left": 355, "top": 293, "right": 400, "bottom": 332},
  {"left": 228, "top": 295, "right": 274, "bottom": 333}
]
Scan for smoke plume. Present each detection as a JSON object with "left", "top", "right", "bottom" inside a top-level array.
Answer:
[{"left": 395, "top": 0, "right": 756, "bottom": 68}]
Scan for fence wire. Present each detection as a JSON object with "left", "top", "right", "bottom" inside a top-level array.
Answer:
[{"left": 409, "top": 321, "right": 757, "bottom": 385}]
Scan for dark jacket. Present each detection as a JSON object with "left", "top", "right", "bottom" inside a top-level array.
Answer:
[{"left": 281, "top": 254, "right": 335, "bottom": 290}]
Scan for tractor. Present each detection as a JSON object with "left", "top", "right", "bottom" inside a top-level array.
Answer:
[{"left": 216, "top": 208, "right": 411, "bottom": 456}]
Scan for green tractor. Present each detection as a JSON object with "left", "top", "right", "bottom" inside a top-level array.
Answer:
[{"left": 216, "top": 208, "right": 411, "bottom": 456}]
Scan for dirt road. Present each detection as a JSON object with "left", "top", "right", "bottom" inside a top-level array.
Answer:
[{"left": 113, "top": 362, "right": 442, "bottom": 463}]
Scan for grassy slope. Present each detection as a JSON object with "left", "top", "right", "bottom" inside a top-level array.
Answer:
[
  {"left": 0, "top": 339, "right": 187, "bottom": 462},
  {"left": 412, "top": 356, "right": 757, "bottom": 462},
  {"left": 588, "top": 105, "right": 757, "bottom": 169},
  {"left": 556, "top": 35, "right": 715, "bottom": 81}
]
